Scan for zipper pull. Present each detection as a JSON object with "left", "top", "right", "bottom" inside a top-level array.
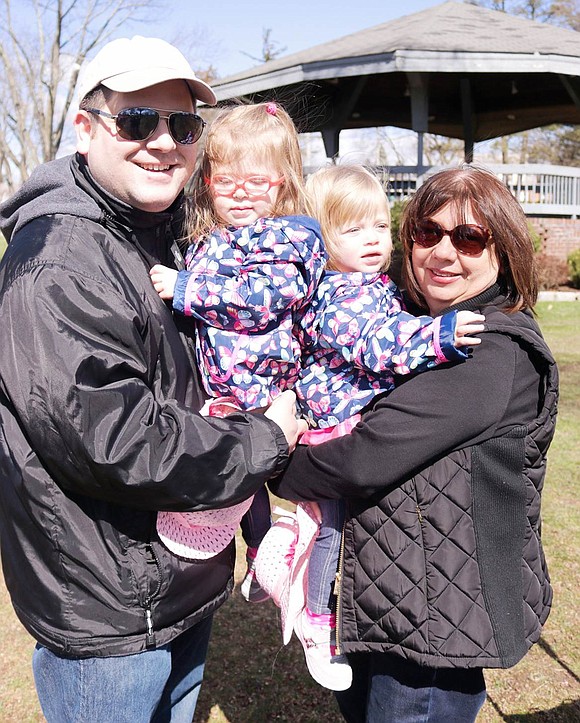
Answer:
[
  {"left": 170, "top": 240, "right": 186, "bottom": 270},
  {"left": 145, "top": 604, "right": 156, "bottom": 648}
]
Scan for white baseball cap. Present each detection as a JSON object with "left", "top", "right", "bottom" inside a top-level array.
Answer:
[{"left": 77, "top": 35, "right": 216, "bottom": 105}]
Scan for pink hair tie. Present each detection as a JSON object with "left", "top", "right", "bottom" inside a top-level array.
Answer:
[{"left": 266, "top": 102, "right": 277, "bottom": 116}]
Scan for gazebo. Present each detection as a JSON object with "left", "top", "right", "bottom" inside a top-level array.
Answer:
[{"left": 210, "top": 0, "right": 580, "bottom": 168}]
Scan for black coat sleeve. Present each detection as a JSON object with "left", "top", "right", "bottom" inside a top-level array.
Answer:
[
  {"left": 271, "top": 332, "right": 520, "bottom": 501},
  {"left": 1, "top": 260, "right": 288, "bottom": 512}
]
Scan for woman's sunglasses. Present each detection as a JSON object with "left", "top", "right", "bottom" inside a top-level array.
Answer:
[
  {"left": 412, "top": 219, "right": 492, "bottom": 256},
  {"left": 86, "top": 107, "right": 206, "bottom": 145}
]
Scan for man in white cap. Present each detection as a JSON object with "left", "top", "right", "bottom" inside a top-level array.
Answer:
[{"left": 0, "top": 36, "right": 305, "bottom": 721}]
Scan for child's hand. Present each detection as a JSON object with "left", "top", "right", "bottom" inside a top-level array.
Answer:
[
  {"left": 150, "top": 264, "right": 178, "bottom": 300},
  {"left": 454, "top": 311, "right": 485, "bottom": 347}
]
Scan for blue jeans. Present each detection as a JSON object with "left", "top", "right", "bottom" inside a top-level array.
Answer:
[
  {"left": 308, "top": 499, "right": 345, "bottom": 615},
  {"left": 33, "top": 614, "right": 213, "bottom": 723},
  {"left": 335, "top": 652, "right": 486, "bottom": 722}
]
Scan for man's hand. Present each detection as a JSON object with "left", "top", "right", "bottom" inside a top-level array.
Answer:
[
  {"left": 264, "top": 390, "right": 308, "bottom": 453},
  {"left": 150, "top": 264, "right": 178, "bottom": 300}
]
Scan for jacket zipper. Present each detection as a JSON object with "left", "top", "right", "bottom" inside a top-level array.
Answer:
[
  {"left": 143, "top": 542, "right": 163, "bottom": 649},
  {"left": 144, "top": 604, "right": 156, "bottom": 648},
  {"left": 416, "top": 504, "right": 424, "bottom": 524},
  {"left": 333, "top": 518, "right": 347, "bottom": 655}
]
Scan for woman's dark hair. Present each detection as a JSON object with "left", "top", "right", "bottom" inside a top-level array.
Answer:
[{"left": 400, "top": 165, "right": 538, "bottom": 312}]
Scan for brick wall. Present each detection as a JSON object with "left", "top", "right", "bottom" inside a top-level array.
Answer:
[{"left": 529, "top": 217, "right": 580, "bottom": 261}]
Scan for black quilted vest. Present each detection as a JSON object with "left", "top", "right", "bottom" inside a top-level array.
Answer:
[{"left": 338, "top": 306, "right": 558, "bottom": 669}]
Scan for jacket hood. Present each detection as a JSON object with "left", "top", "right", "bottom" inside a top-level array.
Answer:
[
  {"left": 0, "top": 154, "right": 184, "bottom": 244},
  {"left": 0, "top": 155, "right": 101, "bottom": 243}
]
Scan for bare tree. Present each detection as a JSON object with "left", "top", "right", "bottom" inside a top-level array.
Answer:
[
  {"left": 471, "top": 0, "right": 580, "bottom": 164},
  {"left": 241, "top": 28, "right": 287, "bottom": 64},
  {"left": 498, "top": 124, "right": 580, "bottom": 165},
  {"left": 0, "top": 0, "right": 157, "bottom": 195},
  {"left": 423, "top": 134, "right": 465, "bottom": 167},
  {"left": 551, "top": 0, "right": 580, "bottom": 28},
  {"left": 469, "top": 0, "right": 579, "bottom": 25}
]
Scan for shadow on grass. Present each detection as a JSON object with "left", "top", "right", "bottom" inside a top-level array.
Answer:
[
  {"left": 193, "top": 589, "right": 340, "bottom": 722},
  {"left": 502, "top": 700, "right": 580, "bottom": 722},
  {"left": 537, "top": 638, "right": 580, "bottom": 686},
  {"left": 486, "top": 693, "right": 580, "bottom": 723}
]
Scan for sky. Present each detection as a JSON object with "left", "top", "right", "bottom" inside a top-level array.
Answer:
[
  {"left": 122, "top": 0, "right": 442, "bottom": 79},
  {"left": 10, "top": 0, "right": 453, "bottom": 164},
  {"left": 111, "top": 0, "right": 451, "bottom": 165}
]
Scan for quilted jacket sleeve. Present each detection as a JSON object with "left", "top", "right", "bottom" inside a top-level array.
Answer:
[
  {"left": 271, "top": 331, "right": 525, "bottom": 501},
  {"left": 316, "top": 275, "right": 466, "bottom": 376}
]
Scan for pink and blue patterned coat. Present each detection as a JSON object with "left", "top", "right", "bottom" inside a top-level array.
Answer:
[
  {"left": 295, "top": 271, "right": 466, "bottom": 429},
  {"left": 172, "top": 215, "right": 327, "bottom": 410}
]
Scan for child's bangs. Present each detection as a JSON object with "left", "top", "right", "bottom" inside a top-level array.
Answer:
[
  {"left": 339, "top": 187, "right": 390, "bottom": 226},
  {"left": 207, "top": 126, "right": 283, "bottom": 173}
]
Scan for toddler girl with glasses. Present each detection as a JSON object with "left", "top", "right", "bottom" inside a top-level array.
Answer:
[
  {"left": 254, "top": 164, "right": 484, "bottom": 692},
  {"left": 149, "top": 101, "right": 326, "bottom": 599}
]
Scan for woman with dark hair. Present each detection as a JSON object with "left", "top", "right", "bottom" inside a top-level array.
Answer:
[{"left": 271, "top": 165, "right": 559, "bottom": 722}]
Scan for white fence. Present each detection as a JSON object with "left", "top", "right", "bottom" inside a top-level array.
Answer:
[{"left": 382, "top": 164, "right": 580, "bottom": 218}]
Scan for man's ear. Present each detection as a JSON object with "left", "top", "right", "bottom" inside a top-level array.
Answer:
[{"left": 74, "top": 110, "right": 92, "bottom": 155}]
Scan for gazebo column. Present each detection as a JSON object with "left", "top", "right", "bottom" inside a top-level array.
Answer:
[
  {"left": 407, "top": 73, "right": 429, "bottom": 173},
  {"left": 559, "top": 74, "right": 580, "bottom": 109},
  {"left": 460, "top": 77, "right": 475, "bottom": 163},
  {"left": 321, "top": 76, "right": 368, "bottom": 160},
  {"left": 321, "top": 128, "right": 340, "bottom": 160}
]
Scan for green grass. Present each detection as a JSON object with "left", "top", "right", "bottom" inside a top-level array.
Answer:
[
  {"left": 478, "top": 302, "right": 579, "bottom": 722},
  {"left": 0, "top": 301, "right": 578, "bottom": 722}
]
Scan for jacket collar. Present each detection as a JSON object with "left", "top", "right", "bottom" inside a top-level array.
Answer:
[
  {"left": 442, "top": 282, "right": 505, "bottom": 315},
  {"left": 72, "top": 153, "right": 187, "bottom": 269},
  {"left": 72, "top": 153, "right": 185, "bottom": 232},
  {"left": 403, "top": 283, "right": 505, "bottom": 317}
]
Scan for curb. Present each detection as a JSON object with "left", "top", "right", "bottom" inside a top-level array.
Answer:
[{"left": 538, "top": 291, "right": 580, "bottom": 302}]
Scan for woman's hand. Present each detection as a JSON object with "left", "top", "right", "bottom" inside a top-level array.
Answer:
[{"left": 454, "top": 311, "right": 485, "bottom": 347}]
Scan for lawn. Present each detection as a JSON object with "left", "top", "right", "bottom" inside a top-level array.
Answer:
[{"left": 0, "top": 301, "right": 578, "bottom": 722}]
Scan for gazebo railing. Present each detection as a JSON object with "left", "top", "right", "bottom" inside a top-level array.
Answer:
[{"left": 379, "top": 164, "right": 580, "bottom": 217}]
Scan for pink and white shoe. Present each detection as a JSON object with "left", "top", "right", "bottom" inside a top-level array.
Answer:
[{"left": 293, "top": 609, "right": 352, "bottom": 691}]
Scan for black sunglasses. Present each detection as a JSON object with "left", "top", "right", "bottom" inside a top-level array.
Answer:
[
  {"left": 86, "top": 107, "right": 205, "bottom": 145},
  {"left": 412, "top": 219, "right": 492, "bottom": 256}
]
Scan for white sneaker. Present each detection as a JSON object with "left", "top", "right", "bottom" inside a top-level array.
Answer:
[
  {"left": 293, "top": 609, "right": 352, "bottom": 691},
  {"left": 240, "top": 554, "right": 270, "bottom": 603}
]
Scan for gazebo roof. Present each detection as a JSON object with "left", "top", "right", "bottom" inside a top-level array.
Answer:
[{"left": 211, "top": 0, "right": 580, "bottom": 158}]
